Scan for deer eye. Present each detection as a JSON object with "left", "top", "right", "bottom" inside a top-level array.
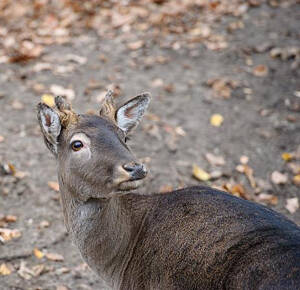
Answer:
[{"left": 71, "top": 140, "right": 83, "bottom": 151}]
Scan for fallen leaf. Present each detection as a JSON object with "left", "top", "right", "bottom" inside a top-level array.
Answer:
[
  {"left": 39, "top": 220, "right": 50, "bottom": 228},
  {"left": 236, "top": 164, "right": 256, "bottom": 188},
  {"left": 230, "top": 184, "right": 247, "bottom": 198},
  {"left": 0, "top": 135, "right": 4, "bottom": 143},
  {"left": 45, "top": 252, "right": 64, "bottom": 262},
  {"left": 0, "top": 228, "right": 21, "bottom": 242},
  {"left": 56, "top": 286, "right": 69, "bottom": 290},
  {"left": 175, "top": 126, "right": 186, "bottom": 136},
  {"left": 210, "top": 114, "right": 224, "bottom": 127},
  {"left": 31, "top": 264, "right": 46, "bottom": 277},
  {"left": 34, "top": 248, "right": 44, "bottom": 259},
  {"left": 288, "top": 163, "right": 300, "bottom": 174},
  {"left": 50, "top": 85, "right": 75, "bottom": 101},
  {"left": 253, "top": 65, "right": 268, "bottom": 77},
  {"left": 240, "top": 155, "right": 249, "bottom": 164},
  {"left": 41, "top": 94, "right": 55, "bottom": 107},
  {"left": 210, "top": 170, "right": 223, "bottom": 179},
  {"left": 257, "top": 193, "right": 278, "bottom": 205},
  {"left": 293, "top": 175, "right": 300, "bottom": 186},
  {"left": 271, "top": 171, "right": 288, "bottom": 185},
  {"left": 48, "top": 181, "right": 59, "bottom": 192},
  {"left": 281, "top": 152, "right": 293, "bottom": 162},
  {"left": 206, "top": 78, "right": 238, "bottom": 99},
  {"left": 285, "top": 197, "right": 299, "bottom": 214},
  {"left": 0, "top": 263, "right": 13, "bottom": 275},
  {"left": 244, "top": 165, "right": 256, "bottom": 188},
  {"left": 5, "top": 215, "right": 17, "bottom": 223},
  {"left": 193, "top": 165, "right": 211, "bottom": 181},
  {"left": 33, "top": 62, "right": 52, "bottom": 72},
  {"left": 55, "top": 267, "right": 70, "bottom": 275},
  {"left": 18, "top": 261, "right": 33, "bottom": 280},
  {"left": 66, "top": 54, "right": 87, "bottom": 64},
  {"left": 151, "top": 78, "right": 164, "bottom": 88},
  {"left": 205, "top": 153, "right": 225, "bottom": 166},
  {"left": 127, "top": 40, "right": 144, "bottom": 50},
  {"left": 14, "top": 170, "right": 28, "bottom": 179}
]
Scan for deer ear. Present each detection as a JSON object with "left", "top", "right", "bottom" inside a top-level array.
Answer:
[
  {"left": 37, "top": 103, "right": 62, "bottom": 156},
  {"left": 116, "top": 93, "right": 151, "bottom": 134}
]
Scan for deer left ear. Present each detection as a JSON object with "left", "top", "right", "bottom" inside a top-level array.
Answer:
[
  {"left": 37, "top": 103, "right": 62, "bottom": 156},
  {"left": 116, "top": 93, "right": 151, "bottom": 134}
]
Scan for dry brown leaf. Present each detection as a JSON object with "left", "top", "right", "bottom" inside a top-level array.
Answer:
[
  {"left": 5, "top": 215, "right": 17, "bottom": 223},
  {"left": 66, "top": 54, "right": 87, "bottom": 64},
  {"left": 39, "top": 220, "right": 50, "bottom": 228},
  {"left": 244, "top": 165, "right": 256, "bottom": 188},
  {"left": 206, "top": 78, "right": 238, "bottom": 99},
  {"left": 48, "top": 181, "right": 60, "bottom": 192},
  {"left": 240, "top": 155, "right": 249, "bottom": 165},
  {"left": 151, "top": 78, "right": 164, "bottom": 88},
  {"left": 210, "top": 170, "right": 223, "bottom": 179},
  {"left": 14, "top": 170, "right": 28, "bottom": 179},
  {"left": 127, "top": 40, "right": 144, "bottom": 50},
  {"left": 18, "top": 261, "right": 33, "bottom": 280},
  {"left": 293, "top": 175, "right": 300, "bottom": 186},
  {"left": 236, "top": 164, "right": 256, "bottom": 188},
  {"left": 45, "top": 252, "right": 64, "bottom": 262},
  {"left": 0, "top": 263, "right": 13, "bottom": 275},
  {"left": 56, "top": 286, "right": 69, "bottom": 290},
  {"left": 205, "top": 153, "right": 225, "bottom": 166},
  {"left": 253, "top": 65, "right": 268, "bottom": 77},
  {"left": 230, "top": 184, "right": 246, "bottom": 198},
  {"left": 55, "top": 267, "right": 70, "bottom": 275},
  {"left": 175, "top": 127, "right": 186, "bottom": 137},
  {"left": 34, "top": 248, "right": 44, "bottom": 259},
  {"left": 271, "top": 171, "right": 288, "bottom": 185},
  {"left": 0, "top": 228, "right": 21, "bottom": 242},
  {"left": 257, "top": 193, "right": 278, "bottom": 205},
  {"left": 193, "top": 165, "right": 211, "bottom": 181},
  {"left": 288, "top": 163, "right": 300, "bottom": 175},
  {"left": 50, "top": 85, "right": 75, "bottom": 101},
  {"left": 210, "top": 114, "right": 224, "bottom": 127},
  {"left": 285, "top": 197, "right": 299, "bottom": 214}
]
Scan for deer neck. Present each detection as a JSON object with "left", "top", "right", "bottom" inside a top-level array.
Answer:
[{"left": 58, "top": 181, "right": 148, "bottom": 288}]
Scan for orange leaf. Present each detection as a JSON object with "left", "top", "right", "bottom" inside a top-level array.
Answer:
[
  {"left": 33, "top": 248, "right": 44, "bottom": 259},
  {"left": 48, "top": 181, "right": 59, "bottom": 192}
]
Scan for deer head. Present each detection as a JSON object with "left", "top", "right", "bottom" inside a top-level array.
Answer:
[{"left": 37, "top": 91, "right": 151, "bottom": 200}]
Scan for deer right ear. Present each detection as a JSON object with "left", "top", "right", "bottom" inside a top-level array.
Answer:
[{"left": 37, "top": 103, "right": 62, "bottom": 156}]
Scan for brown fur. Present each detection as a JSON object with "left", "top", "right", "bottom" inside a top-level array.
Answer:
[{"left": 37, "top": 99, "right": 300, "bottom": 290}]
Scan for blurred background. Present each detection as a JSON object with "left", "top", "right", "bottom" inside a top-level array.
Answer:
[{"left": 0, "top": 0, "right": 299, "bottom": 289}]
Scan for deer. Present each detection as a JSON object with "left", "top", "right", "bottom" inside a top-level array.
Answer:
[{"left": 37, "top": 91, "right": 300, "bottom": 290}]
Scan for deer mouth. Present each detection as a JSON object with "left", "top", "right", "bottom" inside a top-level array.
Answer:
[{"left": 118, "top": 179, "right": 145, "bottom": 191}]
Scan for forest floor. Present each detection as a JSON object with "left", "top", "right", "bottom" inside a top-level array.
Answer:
[{"left": 0, "top": 1, "right": 299, "bottom": 289}]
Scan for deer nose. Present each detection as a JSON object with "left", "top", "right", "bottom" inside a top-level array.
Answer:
[{"left": 123, "top": 162, "right": 147, "bottom": 180}]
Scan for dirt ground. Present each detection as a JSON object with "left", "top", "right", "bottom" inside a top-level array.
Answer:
[{"left": 0, "top": 1, "right": 299, "bottom": 289}]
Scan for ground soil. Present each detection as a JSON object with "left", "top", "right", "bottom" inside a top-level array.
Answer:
[{"left": 0, "top": 1, "right": 299, "bottom": 289}]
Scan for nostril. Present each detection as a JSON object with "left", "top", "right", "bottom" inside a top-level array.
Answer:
[
  {"left": 123, "top": 163, "right": 138, "bottom": 172},
  {"left": 123, "top": 162, "right": 147, "bottom": 180}
]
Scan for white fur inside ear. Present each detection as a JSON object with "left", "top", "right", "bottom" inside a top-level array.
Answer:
[
  {"left": 116, "top": 93, "right": 150, "bottom": 134},
  {"left": 39, "top": 107, "right": 61, "bottom": 153}
]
